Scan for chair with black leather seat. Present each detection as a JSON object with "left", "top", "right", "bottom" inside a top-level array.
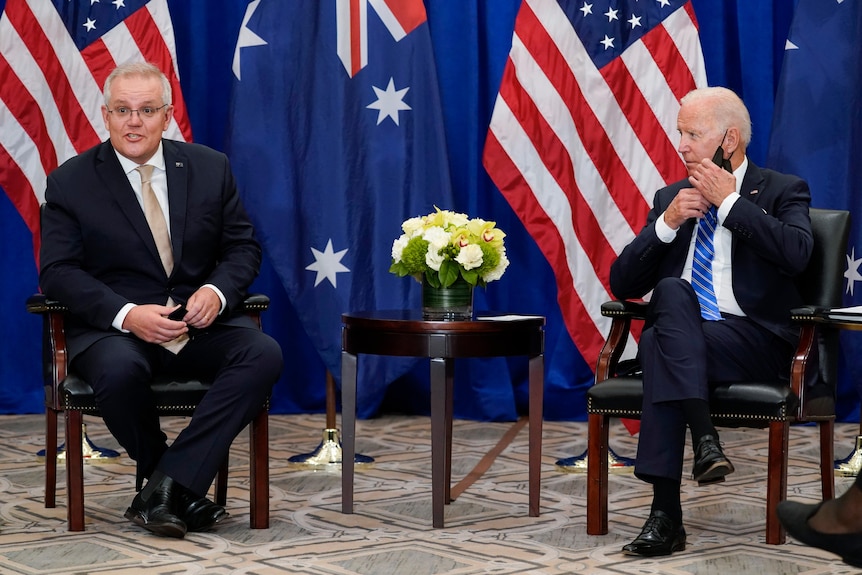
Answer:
[
  {"left": 27, "top": 293, "right": 271, "bottom": 532},
  {"left": 586, "top": 207, "right": 849, "bottom": 545}
]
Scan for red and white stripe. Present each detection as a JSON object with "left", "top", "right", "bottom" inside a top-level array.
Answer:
[
  {"left": 0, "top": 0, "right": 191, "bottom": 258},
  {"left": 483, "top": 0, "right": 706, "bottom": 370},
  {"left": 336, "top": 0, "right": 427, "bottom": 78}
]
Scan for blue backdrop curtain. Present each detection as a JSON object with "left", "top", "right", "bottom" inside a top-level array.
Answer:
[{"left": 6, "top": 0, "right": 854, "bottom": 423}]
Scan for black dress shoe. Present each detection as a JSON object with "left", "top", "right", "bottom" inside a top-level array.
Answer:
[
  {"left": 622, "top": 510, "right": 686, "bottom": 557},
  {"left": 692, "top": 434, "right": 734, "bottom": 485},
  {"left": 176, "top": 486, "right": 229, "bottom": 532},
  {"left": 124, "top": 475, "right": 187, "bottom": 538},
  {"left": 777, "top": 500, "right": 862, "bottom": 568}
]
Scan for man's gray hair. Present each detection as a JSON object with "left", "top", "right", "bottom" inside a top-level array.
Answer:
[
  {"left": 681, "top": 87, "right": 752, "bottom": 147},
  {"left": 103, "top": 62, "right": 172, "bottom": 107}
]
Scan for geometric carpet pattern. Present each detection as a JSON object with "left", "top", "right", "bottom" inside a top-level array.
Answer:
[{"left": 0, "top": 413, "right": 858, "bottom": 574}]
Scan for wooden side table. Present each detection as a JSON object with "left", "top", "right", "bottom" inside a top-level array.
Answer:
[{"left": 340, "top": 310, "right": 545, "bottom": 528}]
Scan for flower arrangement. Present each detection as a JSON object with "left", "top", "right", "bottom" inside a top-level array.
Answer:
[{"left": 389, "top": 208, "right": 509, "bottom": 288}]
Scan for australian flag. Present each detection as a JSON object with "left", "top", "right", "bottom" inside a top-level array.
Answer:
[
  {"left": 228, "top": 0, "right": 453, "bottom": 416},
  {"left": 767, "top": 0, "right": 862, "bottom": 422}
]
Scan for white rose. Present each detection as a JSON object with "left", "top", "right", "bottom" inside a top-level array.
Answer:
[
  {"left": 482, "top": 252, "right": 509, "bottom": 282},
  {"left": 391, "top": 235, "right": 409, "bottom": 262},
  {"left": 423, "top": 226, "right": 450, "bottom": 252},
  {"left": 455, "top": 243, "right": 483, "bottom": 270},
  {"left": 402, "top": 217, "right": 425, "bottom": 237},
  {"left": 426, "top": 249, "right": 445, "bottom": 271}
]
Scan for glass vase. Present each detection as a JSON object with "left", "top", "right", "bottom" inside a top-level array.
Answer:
[{"left": 422, "top": 276, "right": 474, "bottom": 320}]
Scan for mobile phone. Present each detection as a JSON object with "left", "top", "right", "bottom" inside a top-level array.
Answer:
[{"left": 167, "top": 306, "right": 188, "bottom": 321}]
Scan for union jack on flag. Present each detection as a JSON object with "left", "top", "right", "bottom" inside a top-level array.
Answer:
[
  {"left": 0, "top": 0, "right": 191, "bottom": 257},
  {"left": 336, "top": 0, "right": 426, "bottom": 77}
]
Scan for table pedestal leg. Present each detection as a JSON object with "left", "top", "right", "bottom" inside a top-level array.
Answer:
[
  {"left": 430, "top": 357, "right": 453, "bottom": 528},
  {"left": 529, "top": 353, "right": 544, "bottom": 516},
  {"left": 341, "top": 351, "right": 357, "bottom": 514}
]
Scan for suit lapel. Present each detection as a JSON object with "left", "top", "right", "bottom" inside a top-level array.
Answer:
[
  {"left": 95, "top": 141, "right": 165, "bottom": 270},
  {"left": 163, "top": 140, "right": 188, "bottom": 270},
  {"left": 738, "top": 161, "right": 766, "bottom": 202}
]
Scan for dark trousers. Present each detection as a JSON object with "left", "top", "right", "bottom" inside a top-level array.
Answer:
[
  {"left": 73, "top": 324, "right": 283, "bottom": 496},
  {"left": 634, "top": 277, "right": 792, "bottom": 482}
]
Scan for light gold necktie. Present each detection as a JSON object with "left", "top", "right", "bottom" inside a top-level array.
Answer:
[
  {"left": 136, "top": 165, "right": 188, "bottom": 353},
  {"left": 136, "top": 164, "right": 173, "bottom": 274}
]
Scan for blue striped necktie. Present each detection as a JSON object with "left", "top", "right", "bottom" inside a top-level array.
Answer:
[{"left": 691, "top": 206, "right": 723, "bottom": 321}]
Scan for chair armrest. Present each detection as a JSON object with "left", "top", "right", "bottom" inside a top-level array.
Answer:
[
  {"left": 789, "top": 305, "right": 818, "bottom": 319},
  {"left": 26, "top": 293, "right": 270, "bottom": 315},
  {"left": 239, "top": 294, "right": 270, "bottom": 313},
  {"left": 600, "top": 299, "right": 648, "bottom": 319},
  {"left": 26, "top": 294, "right": 66, "bottom": 315},
  {"left": 595, "top": 300, "right": 647, "bottom": 383}
]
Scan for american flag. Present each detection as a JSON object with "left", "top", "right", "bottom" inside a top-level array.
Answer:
[
  {"left": 483, "top": 0, "right": 706, "bottom": 371},
  {"left": 0, "top": 0, "right": 191, "bottom": 257}
]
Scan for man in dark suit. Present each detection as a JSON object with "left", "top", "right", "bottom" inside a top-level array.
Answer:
[
  {"left": 610, "top": 87, "right": 813, "bottom": 556},
  {"left": 39, "top": 62, "right": 283, "bottom": 538}
]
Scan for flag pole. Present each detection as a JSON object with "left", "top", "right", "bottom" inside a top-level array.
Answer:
[
  {"left": 555, "top": 446, "right": 634, "bottom": 474},
  {"left": 835, "top": 403, "right": 862, "bottom": 477},
  {"left": 287, "top": 371, "right": 373, "bottom": 467},
  {"left": 37, "top": 423, "right": 120, "bottom": 462}
]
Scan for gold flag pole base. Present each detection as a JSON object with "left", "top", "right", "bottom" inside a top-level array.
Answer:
[
  {"left": 555, "top": 446, "right": 635, "bottom": 474},
  {"left": 287, "top": 428, "right": 374, "bottom": 469},
  {"left": 835, "top": 435, "right": 862, "bottom": 477},
  {"left": 36, "top": 423, "right": 121, "bottom": 463}
]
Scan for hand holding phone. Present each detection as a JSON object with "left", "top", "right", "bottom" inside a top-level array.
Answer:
[{"left": 167, "top": 306, "right": 188, "bottom": 321}]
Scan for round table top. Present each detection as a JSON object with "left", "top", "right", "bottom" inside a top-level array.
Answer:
[
  {"left": 342, "top": 310, "right": 546, "bottom": 332},
  {"left": 341, "top": 310, "right": 545, "bottom": 357}
]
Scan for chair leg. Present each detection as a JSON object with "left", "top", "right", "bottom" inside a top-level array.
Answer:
[
  {"left": 65, "top": 410, "right": 86, "bottom": 531},
  {"left": 819, "top": 419, "right": 835, "bottom": 500},
  {"left": 765, "top": 420, "right": 789, "bottom": 544},
  {"left": 587, "top": 413, "right": 610, "bottom": 535},
  {"left": 249, "top": 407, "right": 269, "bottom": 529},
  {"left": 45, "top": 408, "right": 59, "bottom": 508},
  {"left": 214, "top": 460, "right": 228, "bottom": 507}
]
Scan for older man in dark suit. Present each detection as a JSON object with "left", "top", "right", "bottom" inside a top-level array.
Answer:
[
  {"left": 39, "top": 62, "right": 283, "bottom": 538},
  {"left": 610, "top": 87, "right": 813, "bottom": 556}
]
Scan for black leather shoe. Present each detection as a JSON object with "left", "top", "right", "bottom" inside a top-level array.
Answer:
[
  {"left": 176, "top": 486, "right": 228, "bottom": 532},
  {"left": 124, "top": 476, "right": 187, "bottom": 538},
  {"left": 777, "top": 500, "right": 862, "bottom": 568},
  {"left": 692, "top": 434, "right": 734, "bottom": 485},
  {"left": 622, "top": 510, "right": 686, "bottom": 557}
]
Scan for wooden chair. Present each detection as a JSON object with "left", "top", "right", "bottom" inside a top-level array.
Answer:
[
  {"left": 586, "top": 208, "right": 849, "bottom": 544},
  {"left": 27, "top": 293, "right": 271, "bottom": 532}
]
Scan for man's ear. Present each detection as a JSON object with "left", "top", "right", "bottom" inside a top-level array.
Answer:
[{"left": 723, "top": 127, "right": 740, "bottom": 156}]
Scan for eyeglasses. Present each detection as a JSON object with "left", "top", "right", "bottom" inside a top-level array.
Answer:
[{"left": 106, "top": 104, "right": 169, "bottom": 119}]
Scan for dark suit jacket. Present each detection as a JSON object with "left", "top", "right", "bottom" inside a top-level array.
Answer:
[
  {"left": 609, "top": 161, "right": 813, "bottom": 344},
  {"left": 40, "top": 139, "right": 261, "bottom": 361}
]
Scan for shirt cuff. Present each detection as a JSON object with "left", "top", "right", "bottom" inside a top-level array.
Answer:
[
  {"left": 655, "top": 213, "right": 677, "bottom": 243},
  {"left": 717, "top": 193, "right": 740, "bottom": 222},
  {"left": 112, "top": 303, "right": 136, "bottom": 332},
  {"left": 204, "top": 284, "right": 227, "bottom": 314}
]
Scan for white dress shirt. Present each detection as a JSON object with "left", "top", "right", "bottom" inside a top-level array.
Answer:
[
  {"left": 110, "top": 143, "right": 226, "bottom": 331},
  {"left": 655, "top": 156, "right": 749, "bottom": 317}
]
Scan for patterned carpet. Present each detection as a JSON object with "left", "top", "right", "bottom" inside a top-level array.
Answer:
[{"left": 0, "top": 413, "right": 858, "bottom": 574}]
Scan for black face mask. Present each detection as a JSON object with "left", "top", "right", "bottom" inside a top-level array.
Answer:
[{"left": 712, "top": 129, "right": 732, "bottom": 173}]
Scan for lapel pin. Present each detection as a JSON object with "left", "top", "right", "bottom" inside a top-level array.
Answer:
[
  {"left": 175, "top": 162, "right": 184, "bottom": 168},
  {"left": 750, "top": 189, "right": 759, "bottom": 194}
]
